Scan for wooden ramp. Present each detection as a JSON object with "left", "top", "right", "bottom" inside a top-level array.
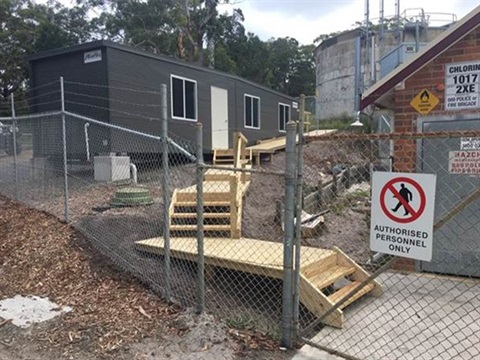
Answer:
[
  {"left": 135, "top": 238, "right": 382, "bottom": 328},
  {"left": 246, "top": 129, "right": 337, "bottom": 166}
]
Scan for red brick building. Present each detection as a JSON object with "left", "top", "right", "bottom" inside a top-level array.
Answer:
[{"left": 361, "top": 5, "right": 480, "bottom": 275}]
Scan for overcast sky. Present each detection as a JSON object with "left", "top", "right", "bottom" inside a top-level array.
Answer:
[{"left": 219, "top": 0, "right": 480, "bottom": 44}]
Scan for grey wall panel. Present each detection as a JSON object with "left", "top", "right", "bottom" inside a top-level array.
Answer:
[
  {"left": 30, "top": 41, "right": 296, "bottom": 156},
  {"left": 29, "top": 47, "right": 110, "bottom": 158}
]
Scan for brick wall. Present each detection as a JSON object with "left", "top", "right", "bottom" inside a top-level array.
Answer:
[{"left": 391, "top": 25, "right": 480, "bottom": 269}]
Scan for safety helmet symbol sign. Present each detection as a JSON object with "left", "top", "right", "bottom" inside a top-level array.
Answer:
[{"left": 380, "top": 177, "right": 426, "bottom": 224}]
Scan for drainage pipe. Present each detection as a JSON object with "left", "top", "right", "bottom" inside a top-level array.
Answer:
[
  {"left": 84, "top": 122, "right": 90, "bottom": 161},
  {"left": 130, "top": 163, "right": 138, "bottom": 185}
]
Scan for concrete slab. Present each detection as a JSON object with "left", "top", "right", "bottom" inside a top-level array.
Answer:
[
  {"left": 292, "top": 347, "right": 344, "bottom": 360},
  {"left": 299, "top": 272, "right": 480, "bottom": 360},
  {"left": 0, "top": 295, "right": 72, "bottom": 328}
]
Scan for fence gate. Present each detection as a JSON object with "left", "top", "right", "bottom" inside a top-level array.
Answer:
[{"left": 417, "top": 115, "right": 480, "bottom": 276}]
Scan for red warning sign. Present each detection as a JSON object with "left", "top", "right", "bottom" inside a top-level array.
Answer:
[{"left": 379, "top": 177, "right": 426, "bottom": 224}]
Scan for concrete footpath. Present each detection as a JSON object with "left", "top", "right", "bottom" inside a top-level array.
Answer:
[{"left": 293, "top": 272, "right": 480, "bottom": 360}]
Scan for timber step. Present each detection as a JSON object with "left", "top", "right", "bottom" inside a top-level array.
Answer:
[
  {"left": 171, "top": 213, "right": 231, "bottom": 218},
  {"left": 170, "top": 224, "right": 231, "bottom": 231},
  {"left": 328, "top": 281, "right": 376, "bottom": 309},
  {"left": 310, "top": 265, "right": 356, "bottom": 290},
  {"left": 175, "top": 201, "right": 231, "bottom": 207},
  {"left": 174, "top": 202, "right": 231, "bottom": 213},
  {"left": 171, "top": 214, "right": 230, "bottom": 226}
]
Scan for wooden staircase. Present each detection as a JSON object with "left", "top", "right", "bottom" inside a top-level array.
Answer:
[
  {"left": 299, "top": 246, "right": 382, "bottom": 328},
  {"left": 169, "top": 132, "right": 251, "bottom": 239}
]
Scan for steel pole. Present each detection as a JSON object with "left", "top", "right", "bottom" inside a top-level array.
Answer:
[
  {"left": 282, "top": 120, "right": 297, "bottom": 348},
  {"left": 293, "top": 95, "right": 305, "bottom": 342},
  {"left": 160, "top": 84, "right": 171, "bottom": 302},
  {"left": 60, "top": 77, "right": 69, "bottom": 222},
  {"left": 10, "top": 94, "right": 18, "bottom": 200},
  {"left": 196, "top": 123, "right": 205, "bottom": 314}
]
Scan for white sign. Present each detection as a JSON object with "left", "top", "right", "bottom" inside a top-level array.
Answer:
[
  {"left": 445, "top": 61, "right": 480, "bottom": 110},
  {"left": 292, "top": 101, "right": 298, "bottom": 109},
  {"left": 461, "top": 137, "right": 480, "bottom": 150},
  {"left": 84, "top": 50, "right": 102, "bottom": 64},
  {"left": 370, "top": 172, "right": 436, "bottom": 261},
  {"left": 448, "top": 151, "right": 480, "bottom": 174}
]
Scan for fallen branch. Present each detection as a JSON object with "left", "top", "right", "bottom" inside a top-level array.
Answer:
[{"left": 0, "top": 319, "right": 12, "bottom": 328}]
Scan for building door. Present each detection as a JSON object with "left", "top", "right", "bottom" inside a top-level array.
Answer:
[
  {"left": 211, "top": 86, "right": 229, "bottom": 149},
  {"left": 418, "top": 116, "right": 480, "bottom": 277}
]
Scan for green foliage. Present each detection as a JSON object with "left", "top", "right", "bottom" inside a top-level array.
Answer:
[
  {"left": 0, "top": 0, "right": 98, "bottom": 110},
  {"left": 1, "top": 0, "right": 316, "bottom": 108}
]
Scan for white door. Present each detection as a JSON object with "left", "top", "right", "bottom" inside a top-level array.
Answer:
[{"left": 211, "top": 86, "right": 229, "bottom": 149}]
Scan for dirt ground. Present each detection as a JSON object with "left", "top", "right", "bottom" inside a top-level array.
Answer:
[
  {"left": 0, "top": 136, "right": 374, "bottom": 356},
  {"left": 244, "top": 138, "right": 372, "bottom": 263},
  {"left": 0, "top": 196, "right": 294, "bottom": 360}
]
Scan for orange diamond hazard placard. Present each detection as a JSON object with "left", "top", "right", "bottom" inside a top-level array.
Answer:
[
  {"left": 370, "top": 172, "right": 436, "bottom": 261},
  {"left": 410, "top": 89, "right": 439, "bottom": 115}
]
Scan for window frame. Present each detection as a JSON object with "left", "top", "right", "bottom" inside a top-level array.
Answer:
[
  {"left": 244, "top": 94, "right": 261, "bottom": 129},
  {"left": 170, "top": 74, "right": 198, "bottom": 122},
  {"left": 278, "top": 102, "right": 291, "bottom": 132}
]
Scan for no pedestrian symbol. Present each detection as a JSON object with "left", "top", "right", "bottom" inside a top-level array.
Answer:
[
  {"left": 370, "top": 172, "right": 436, "bottom": 262},
  {"left": 380, "top": 177, "right": 426, "bottom": 224}
]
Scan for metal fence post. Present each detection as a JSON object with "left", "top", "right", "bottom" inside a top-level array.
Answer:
[
  {"left": 282, "top": 120, "right": 297, "bottom": 348},
  {"left": 196, "top": 123, "right": 205, "bottom": 314},
  {"left": 10, "top": 94, "right": 18, "bottom": 200},
  {"left": 60, "top": 76, "right": 69, "bottom": 222},
  {"left": 160, "top": 84, "right": 171, "bottom": 302},
  {"left": 293, "top": 94, "right": 305, "bottom": 342}
]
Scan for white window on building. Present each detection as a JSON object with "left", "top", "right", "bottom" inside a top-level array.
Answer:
[
  {"left": 278, "top": 103, "right": 290, "bottom": 132},
  {"left": 171, "top": 75, "right": 197, "bottom": 121},
  {"left": 244, "top": 94, "right": 260, "bottom": 129}
]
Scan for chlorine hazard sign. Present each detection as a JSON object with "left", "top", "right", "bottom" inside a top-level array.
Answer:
[{"left": 370, "top": 172, "right": 436, "bottom": 261}]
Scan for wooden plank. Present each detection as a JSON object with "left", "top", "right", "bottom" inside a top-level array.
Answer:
[
  {"left": 333, "top": 246, "right": 383, "bottom": 297},
  {"left": 175, "top": 201, "right": 230, "bottom": 207},
  {"left": 168, "top": 189, "right": 178, "bottom": 227},
  {"left": 310, "top": 265, "right": 356, "bottom": 290},
  {"left": 328, "top": 281, "right": 375, "bottom": 309},
  {"left": 170, "top": 225, "right": 230, "bottom": 231},
  {"left": 301, "top": 253, "right": 338, "bottom": 279},
  {"left": 135, "top": 237, "right": 334, "bottom": 276},
  {"left": 172, "top": 213, "right": 230, "bottom": 219},
  {"left": 299, "top": 274, "right": 344, "bottom": 328},
  {"left": 230, "top": 175, "right": 239, "bottom": 239}
]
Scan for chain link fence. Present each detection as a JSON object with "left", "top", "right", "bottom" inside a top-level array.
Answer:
[
  {"left": 298, "top": 130, "right": 480, "bottom": 360},
  {"left": 1, "top": 80, "right": 480, "bottom": 359}
]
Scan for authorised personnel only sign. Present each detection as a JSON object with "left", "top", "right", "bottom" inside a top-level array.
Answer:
[{"left": 370, "top": 172, "right": 436, "bottom": 261}]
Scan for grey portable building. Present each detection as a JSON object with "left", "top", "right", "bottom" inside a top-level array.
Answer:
[{"left": 28, "top": 40, "right": 297, "bottom": 158}]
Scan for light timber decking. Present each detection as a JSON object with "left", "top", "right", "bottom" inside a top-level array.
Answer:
[
  {"left": 135, "top": 237, "right": 382, "bottom": 328},
  {"left": 246, "top": 129, "right": 336, "bottom": 165}
]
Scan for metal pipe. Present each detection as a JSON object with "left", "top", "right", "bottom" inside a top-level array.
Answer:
[
  {"left": 65, "top": 111, "right": 196, "bottom": 162},
  {"left": 354, "top": 36, "right": 362, "bottom": 112},
  {"left": 293, "top": 95, "right": 305, "bottom": 343},
  {"left": 84, "top": 122, "right": 90, "bottom": 161},
  {"left": 60, "top": 76, "right": 69, "bottom": 222},
  {"left": 282, "top": 120, "right": 297, "bottom": 348},
  {"left": 130, "top": 163, "right": 137, "bottom": 185},
  {"left": 371, "top": 35, "right": 376, "bottom": 84},
  {"left": 196, "top": 123, "right": 205, "bottom": 314},
  {"left": 379, "top": 0, "right": 384, "bottom": 55},
  {"left": 364, "top": 0, "right": 370, "bottom": 88},
  {"left": 160, "top": 84, "right": 171, "bottom": 302},
  {"left": 0, "top": 111, "right": 61, "bottom": 121},
  {"left": 10, "top": 94, "right": 18, "bottom": 200}
]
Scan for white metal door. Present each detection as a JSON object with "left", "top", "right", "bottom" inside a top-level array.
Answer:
[{"left": 211, "top": 86, "right": 229, "bottom": 149}]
